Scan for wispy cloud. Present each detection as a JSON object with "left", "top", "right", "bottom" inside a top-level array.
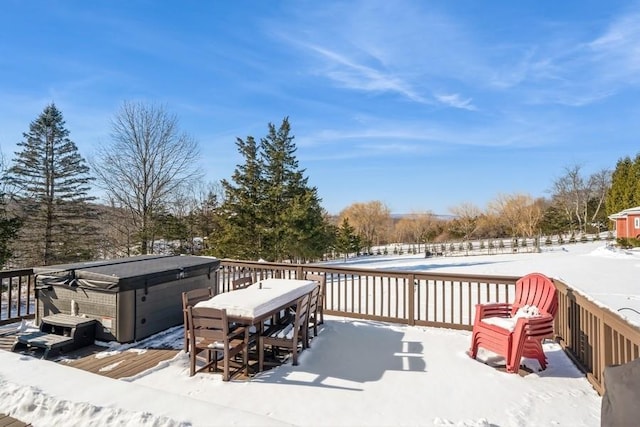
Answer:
[
  {"left": 298, "top": 109, "right": 565, "bottom": 161},
  {"left": 587, "top": 12, "right": 640, "bottom": 84},
  {"left": 494, "top": 8, "right": 640, "bottom": 107},
  {"left": 434, "top": 93, "right": 477, "bottom": 111},
  {"left": 297, "top": 42, "right": 429, "bottom": 104}
]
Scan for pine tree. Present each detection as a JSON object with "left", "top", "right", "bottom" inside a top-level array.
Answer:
[
  {"left": 334, "top": 218, "right": 360, "bottom": 261},
  {"left": 213, "top": 136, "right": 266, "bottom": 259},
  {"left": 3, "top": 104, "right": 98, "bottom": 266},
  {"left": 260, "top": 118, "right": 327, "bottom": 261},
  {"left": 606, "top": 156, "right": 632, "bottom": 215},
  {"left": 212, "top": 118, "right": 330, "bottom": 262},
  {"left": 0, "top": 190, "right": 21, "bottom": 267}
]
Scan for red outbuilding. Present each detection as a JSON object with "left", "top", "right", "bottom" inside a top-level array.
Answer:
[{"left": 608, "top": 206, "right": 640, "bottom": 239}]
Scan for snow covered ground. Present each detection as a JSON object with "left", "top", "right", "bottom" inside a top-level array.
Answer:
[{"left": 2, "top": 241, "right": 631, "bottom": 426}]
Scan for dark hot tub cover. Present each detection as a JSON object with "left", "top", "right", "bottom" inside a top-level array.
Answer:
[{"left": 33, "top": 255, "right": 219, "bottom": 292}]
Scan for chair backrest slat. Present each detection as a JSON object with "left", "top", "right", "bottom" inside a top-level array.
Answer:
[
  {"left": 182, "top": 287, "right": 214, "bottom": 352},
  {"left": 188, "top": 306, "right": 229, "bottom": 340},
  {"left": 305, "top": 274, "right": 325, "bottom": 296},
  {"left": 295, "top": 294, "right": 311, "bottom": 324},
  {"left": 183, "top": 288, "right": 213, "bottom": 309},
  {"left": 232, "top": 276, "right": 253, "bottom": 290},
  {"left": 512, "top": 272, "right": 558, "bottom": 316},
  {"left": 308, "top": 285, "right": 320, "bottom": 313}
]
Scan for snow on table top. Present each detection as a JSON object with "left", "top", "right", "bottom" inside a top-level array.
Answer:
[{"left": 195, "top": 278, "right": 317, "bottom": 320}]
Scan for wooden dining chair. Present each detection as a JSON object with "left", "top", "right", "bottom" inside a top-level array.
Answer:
[
  {"left": 232, "top": 276, "right": 253, "bottom": 290},
  {"left": 187, "top": 306, "right": 249, "bottom": 380},
  {"left": 260, "top": 293, "right": 311, "bottom": 371},
  {"left": 305, "top": 282, "right": 321, "bottom": 348},
  {"left": 181, "top": 287, "right": 214, "bottom": 353},
  {"left": 305, "top": 273, "right": 326, "bottom": 335}
]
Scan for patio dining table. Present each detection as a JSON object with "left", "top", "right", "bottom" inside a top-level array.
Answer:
[{"left": 194, "top": 278, "right": 317, "bottom": 372}]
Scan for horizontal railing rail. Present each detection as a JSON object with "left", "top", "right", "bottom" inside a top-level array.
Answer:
[{"left": 3, "top": 260, "right": 639, "bottom": 394}]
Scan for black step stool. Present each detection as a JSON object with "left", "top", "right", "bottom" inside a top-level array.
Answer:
[{"left": 12, "top": 314, "right": 97, "bottom": 359}]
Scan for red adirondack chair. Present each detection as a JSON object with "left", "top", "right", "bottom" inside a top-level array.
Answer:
[{"left": 468, "top": 272, "right": 558, "bottom": 373}]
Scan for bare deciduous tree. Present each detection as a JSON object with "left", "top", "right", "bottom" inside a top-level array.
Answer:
[
  {"left": 588, "top": 168, "right": 611, "bottom": 227},
  {"left": 487, "top": 193, "right": 544, "bottom": 238},
  {"left": 339, "top": 201, "right": 391, "bottom": 253},
  {"left": 394, "top": 211, "right": 441, "bottom": 252},
  {"left": 91, "top": 101, "right": 201, "bottom": 254},
  {"left": 449, "top": 202, "right": 482, "bottom": 242},
  {"left": 551, "top": 164, "right": 611, "bottom": 233}
]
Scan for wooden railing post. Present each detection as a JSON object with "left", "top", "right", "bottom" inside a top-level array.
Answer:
[
  {"left": 599, "top": 312, "right": 612, "bottom": 393},
  {"left": 407, "top": 274, "right": 415, "bottom": 326}
]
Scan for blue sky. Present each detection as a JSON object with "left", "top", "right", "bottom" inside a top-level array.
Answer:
[{"left": 1, "top": 1, "right": 639, "bottom": 215}]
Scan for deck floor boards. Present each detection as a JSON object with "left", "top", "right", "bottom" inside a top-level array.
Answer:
[
  {"left": 63, "top": 349, "right": 178, "bottom": 379},
  {"left": 0, "top": 413, "right": 30, "bottom": 427},
  {"left": 1, "top": 331, "right": 270, "bottom": 383},
  {"left": 1, "top": 332, "right": 179, "bottom": 380}
]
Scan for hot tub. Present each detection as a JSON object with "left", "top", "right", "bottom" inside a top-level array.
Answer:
[{"left": 35, "top": 255, "right": 219, "bottom": 343}]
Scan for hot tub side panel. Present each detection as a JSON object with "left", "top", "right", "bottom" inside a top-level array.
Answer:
[
  {"left": 37, "top": 286, "right": 119, "bottom": 341},
  {"left": 129, "top": 274, "right": 216, "bottom": 342}
]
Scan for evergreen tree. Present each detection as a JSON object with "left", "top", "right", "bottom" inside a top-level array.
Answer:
[
  {"left": 0, "top": 189, "right": 21, "bottom": 267},
  {"left": 213, "top": 136, "right": 265, "bottom": 259},
  {"left": 0, "top": 155, "right": 21, "bottom": 267},
  {"left": 3, "top": 104, "right": 98, "bottom": 266},
  {"left": 211, "top": 118, "right": 330, "bottom": 261},
  {"left": 606, "top": 154, "right": 640, "bottom": 215},
  {"left": 334, "top": 218, "right": 360, "bottom": 261},
  {"left": 539, "top": 205, "right": 571, "bottom": 236},
  {"left": 606, "top": 156, "right": 632, "bottom": 214},
  {"left": 260, "top": 118, "right": 327, "bottom": 262}
]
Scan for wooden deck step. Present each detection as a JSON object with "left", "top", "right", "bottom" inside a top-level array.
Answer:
[{"left": 0, "top": 413, "right": 31, "bottom": 427}]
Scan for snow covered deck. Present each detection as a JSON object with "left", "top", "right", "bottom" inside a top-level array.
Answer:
[{"left": 0, "top": 316, "right": 601, "bottom": 427}]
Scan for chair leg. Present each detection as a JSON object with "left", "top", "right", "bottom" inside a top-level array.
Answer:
[
  {"left": 190, "top": 349, "right": 196, "bottom": 376},
  {"left": 303, "top": 325, "right": 309, "bottom": 349},
  {"left": 258, "top": 333, "right": 264, "bottom": 372},
  {"left": 183, "top": 314, "right": 189, "bottom": 353},
  {"left": 243, "top": 344, "right": 249, "bottom": 378},
  {"left": 292, "top": 343, "right": 298, "bottom": 366},
  {"left": 468, "top": 330, "right": 479, "bottom": 359},
  {"left": 212, "top": 350, "right": 218, "bottom": 372},
  {"left": 531, "top": 339, "right": 547, "bottom": 370}
]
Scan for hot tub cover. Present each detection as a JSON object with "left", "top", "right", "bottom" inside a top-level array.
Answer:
[{"left": 33, "top": 255, "right": 219, "bottom": 292}]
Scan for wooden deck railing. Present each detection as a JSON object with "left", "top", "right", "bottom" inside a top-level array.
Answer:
[
  {"left": 554, "top": 280, "right": 640, "bottom": 394},
  {"left": 0, "top": 268, "right": 35, "bottom": 326},
  {"left": 2, "top": 260, "right": 639, "bottom": 394},
  {"left": 219, "top": 259, "right": 640, "bottom": 394}
]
